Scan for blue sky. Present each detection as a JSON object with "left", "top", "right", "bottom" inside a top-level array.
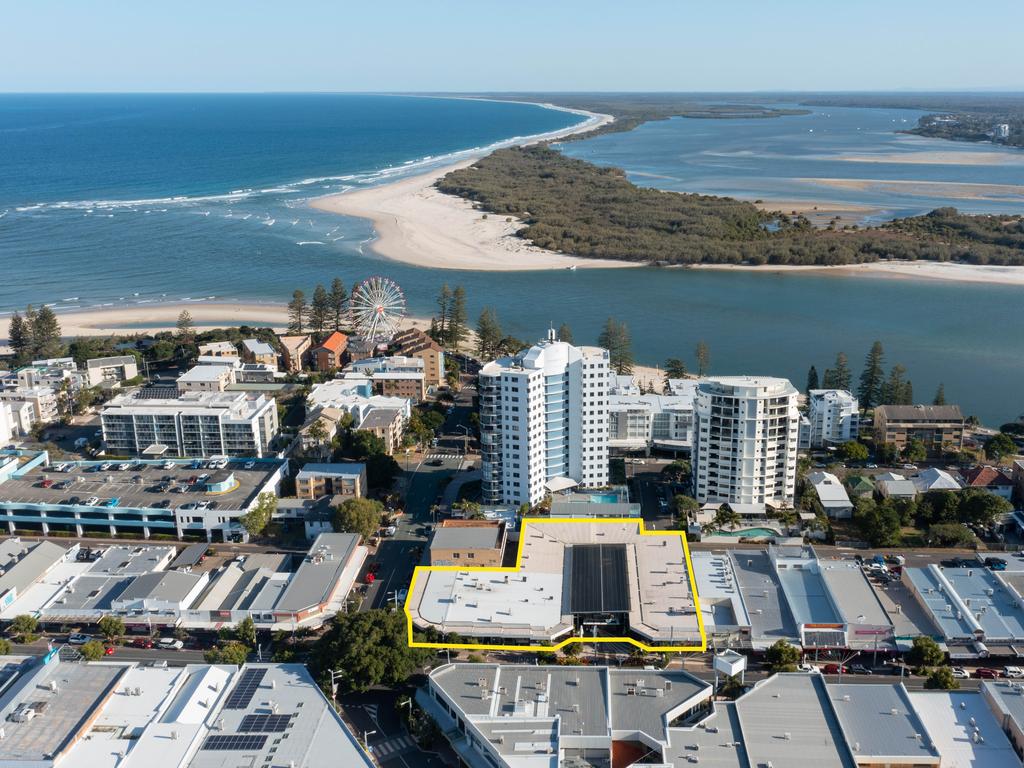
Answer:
[{"left": 3, "top": 0, "right": 1021, "bottom": 92}]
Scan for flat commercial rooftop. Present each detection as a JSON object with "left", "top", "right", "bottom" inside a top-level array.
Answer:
[
  {"left": 909, "top": 690, "right": 1020, "bottom": 768},
  {"left": 0, "top": 458, "right": 284, "bottom": 516},
  {"left": 408, "top": 519, "right": 704, "bottom": 650},
  {"left": 820, "top": 562, "right": 891, "bottom": 627},
  {"left": 728, "top": 550, "right": 797, "bottom": 642},
  {"left": 829, "top": 684, "right": 940, "bottom": 764},
  {"left": 274, "top": 532, "right": 360, "bottom": 613},
  {"left": 691, "top": 551, "right": 750, "bottom": 632}
]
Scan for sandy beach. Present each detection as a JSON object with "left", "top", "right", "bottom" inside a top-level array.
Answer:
[
  {"left": 0, "top": 301, "right": 431, "bottom": 345},
  {"left": 690, "top": 260, "right": 1024, "bottom": 286},
  {"left": 799, "top": 177, "right": 1024, "bottom": 202},
  {"left": 310, "top": 106, "right": 639, "bottom": 272}
]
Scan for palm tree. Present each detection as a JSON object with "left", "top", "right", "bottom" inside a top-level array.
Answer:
[{"left": 714, "top": 505, "right": 741, "bottom": 532}]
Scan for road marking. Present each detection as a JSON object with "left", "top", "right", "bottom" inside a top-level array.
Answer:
[{"left": 372, "top": 735, "right": 415, "bottom": 757}]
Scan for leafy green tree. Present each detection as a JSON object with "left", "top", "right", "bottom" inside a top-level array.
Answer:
[
  {"left": 925, "top": 666, "right": 960, "bottom": 690},
  {"left": 906, "top": 636, "right": 944, "bottom": 668},
  {"left": 8, "top": 311, "right": 30, "bottom": 363},
  {"left": 329, "top": 277, "right": 348, "bottom": 331},
  {"left": 176, "top": 310, "right": 194, "bottom": 344},
  {"left": 475, "top": 307, "right": 503, "bottom": 360},
  {"left": 673, "top": 494, "right": 699, "bottom": 525},
  {"left": 831, "top": 352, "right": 852, "bottom": 391},
  {"left": 598, "top": 317, "right": 634, "bottom": 375},
  {"left": 435, "top": 284, "right": 452, "bottom": 344},
  {"left": 32, "top": 305, "right": 63, "bottom": 359},
  {"left": 875, "top": 442, "right": 900, "bottom": 465},
  {"left": 309, "top": 283, "right": 331, "bottom": 338},
  {"left": 916, "top": 490, "right": 962, "bottom": 526},
  {"left": 447, "top": 286, "right": 468, "bottom": 350},
  {"left": 80, "top": 640, "right": 106, "bottom": 660},
  {"left": 852, "top": 496, "right": 901, "bottom": 547},
  {"left": 10, "top": 614, "right": 38, "bottom": 640},
  {"left": 959, "top": 488, "right": 1012, "bottom": 527},
  {"left": 858, "top": 341, "right": 885, "bottom": 409},
  {"left": 926, "top": 522, "right": 975, "bottom": 547},
  {"left": 695, "top": 341, "right": 710, "bottom": 376},
  {"left": 903, "top": 439, "right": 928, "bottom": 464},
  {"left": 334, "top": 497, "right": 384, "bottom": 541},
  {"left": 806, "top": 365, "right": 819, "bottom": 392},
  {"left": 557, "top": 323, "right": 573, "bottom": 344},
  {"left": 839, "top": 440, "right": 869, "bottom": 462},
  {"left": 986, "top": 432, "right": 1017, "bottom": 461},
  {"left": 933, "top": 383, "right": 946, "bottom": 406},
  {"left": 0, "top": 638, "right": 11, "bottom": 655},
  {"left": 98, "top": 615, "right": 125, "bottom": 643},
  {"left": 239, "top": 493, "right": 277, "bottom": 536},
  {"left": 314, "top": 610, "right": 435, "bottom": 693},
  {"left": 205, "top": 641, "right": 250, "bottom": 666},
  {"left": 235, "top": 617, "right": 257, "bottom": 648},
  {"left": 661, "top": 460, "right": 691, "bottom": 482},
  {"left": 287, "top": 289, "right": 307, "bottom": 334},
  {"left": 665, "top": 358, "right": 688, "bottom": 382},
  {"left": 765, "top": 639, "right": 801, "bottom": 672}
]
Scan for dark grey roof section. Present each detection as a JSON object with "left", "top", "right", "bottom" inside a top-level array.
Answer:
[
  {"left": 569, "top": 544, "right": 629, "bottom": 614},
  {"left": 729, "top": 550, "right": 798, "bottom": 640},
  {"left": 169, "top": 543, "right": 209, "bottom": 570},
  {"left": 430, "top": 525, "right": 502, "bottom": 551},
  {"left": 117, "top": 571, "right": 202, "bottom": 603},
  {"left": 875, "top": 404, "right": 964, "bottom": 421},
  {"left": 358, "top": 408, "right": 401, "bottom": 429},
  {"left": 0, "top": 541, "right": 67, "bottom": 596},
  {"left": 274, "top": 533, "right": 359, "bottom": 613}
]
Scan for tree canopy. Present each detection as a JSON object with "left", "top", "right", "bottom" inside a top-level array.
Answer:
[{"left": 334, "top": 497, "right": 384, "bottom": 541}]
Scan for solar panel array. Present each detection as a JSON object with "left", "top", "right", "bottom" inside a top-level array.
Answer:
[
  {"left": 201, "top": 734, "right": 268, "bottom": 751},
  {"left": 239, "top": 714, "right": 292, "bottom": 733},
  {"left": 224, "top": 668, "right": 267, "bottom": 709}
]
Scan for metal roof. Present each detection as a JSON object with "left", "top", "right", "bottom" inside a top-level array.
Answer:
[
  {"left": 569, "top": 543, "right": 629, "bottom": 614},
  {"left": 169, "top": 543, "right": 209, "bottom": 570},
  {"left": 115, "top": 570, "right": 202, "bottom": 603},
  {"left": 875, "top": 404, "right": 964, "bottom": 421},
  {"left": 274, "top": 533, "right": 359, "bottom": 613},
  {"left": 430, "top": 524, "right": 503, "bottom": 551},
  {"left": 830, "top": 684, "right": 940, "bottom": 762}
]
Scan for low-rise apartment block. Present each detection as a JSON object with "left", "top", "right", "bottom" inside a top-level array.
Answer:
[
  {"left": 277, "top": 333, "right": 311, "bottom": 372},
  {"left": 312, "top": 330, "right": 348, "bottom": 370},
  {"left": 84, "top": 354, "right": 139, "bottom": 387},
  {"left": 391, "top": 326, "right": 446, "bottom": 387},
  {"left": 345, "top": 355, "right": 427, "bottom": 401},
  {"left": 807, "top": 388, "right": 859, "bottom": 447},
  {"left": 874, "top": 403, "right": 965, "bottom": 455},
  {"left": 197, "top": 340, "right": 237, "bottom": 357},
  {"left": 102, "top": 388, "right": 278, "bottom": 458},
  {"left": 240, "top": 338, "right": 278, "bottom": 367},
  {"left": 428, "top": 519, "right": 506, "bottom": 566},
  {"left": 295, "top": 462, "right": 367, "bottom": 499},
  {"left": 303, "top": 376, "right": 410, "bottom": 454},
  {"left": 607, "top": 375, "right": 696, "bottom": 453}
]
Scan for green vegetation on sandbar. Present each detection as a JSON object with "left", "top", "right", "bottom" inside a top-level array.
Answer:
[{"left": 436, "top": 145, "right": 1024, "bottom": 267}]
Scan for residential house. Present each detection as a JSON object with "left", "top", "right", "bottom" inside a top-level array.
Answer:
[
  {"left": 846, "top": 475, "right": 876, "bottom": 497},
  {"left": 876, "top": 472, "right": 918, "bottom": 500},
  {"left": 808, "top": 471, "right": 854, "bottom": 518},
  {"left": 913, "top": 467, "right": 963, "bottom": 494},
  {"left": 961, "top": 465, "right": 1015, "bottom": 500}
]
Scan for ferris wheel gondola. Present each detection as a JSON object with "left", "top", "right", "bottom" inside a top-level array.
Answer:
[{"left": 348, "top": 276, "right": 407, "bottom": 342}]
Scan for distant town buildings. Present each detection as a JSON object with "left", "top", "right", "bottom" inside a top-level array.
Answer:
[
  {"left": 807, "top": 388, "right": 859, "bottom": 447},
  {"left": 101, "top": 388, "right": 279, "bottom": 457},
  {"left": 692, "top": 376, "right": 800, "bottom": 506},
  {"left": 873, "top": 404, "right": 965, "bottom": 455},
  {"left": 303, "top": 376, "right": 410, "bottom": 454},
  {"left": 479, "top": 331, "right": 609, "bottom": 506},
  {"left": 344, "top": 355, "right": 427, "bottom": 401},
  {"left": 995, "top": 123, "right": 1011, "bottom": 139}
]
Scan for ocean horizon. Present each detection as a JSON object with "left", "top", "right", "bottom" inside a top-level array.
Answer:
[{"left": 1, "top": 93, "right": 1022, "bottom": 425}]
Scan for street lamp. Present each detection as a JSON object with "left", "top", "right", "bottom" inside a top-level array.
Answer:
[
  {"left": 329, "top": 668, "right": 345, "bottom": 706},
  {"left": 362, "top": 730, "right": 377, "bottom": 750},
  {"left": 456, "top": 424, "right": 470, "bottom": 455}
]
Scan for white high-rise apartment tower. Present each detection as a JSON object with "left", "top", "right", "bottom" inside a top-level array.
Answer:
[
  {"left": 479, "top": 331, "right": 609, "bottom": 506},
  {"left": 692, "top": 376, "right": 800, "bottom": 506},
  {"left": 807, "top": 389, "right": 859, "bottom": 447}
]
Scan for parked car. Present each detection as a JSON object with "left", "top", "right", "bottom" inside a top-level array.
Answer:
[
  {"left": 131, "top": 637, "right": 154, "bottom": 649},
  {"left": 68, "top": 633, "right": 91, "bottom": 645},
  {"left": 38, "top": 478, "right": 55, "bottom": 488},
  {"left": 99, "top": 463, "right": 112, "bottom": 471},
  {"left": 950, "top": 667, "right": 969, "bottom": 679},
  {"left": 384, "top": 525, "right": 398, "bottom": 537},
  {"left": 153, "top": 499, "right": 171, "bottom": 509},
  {"left": 796, "top": 663, "right": 818, "bottom": 673},
  {"left": 105, "top": 497, "right": 120, "bottom": 507},
  {"left": 974, "top": 667, "right": 1001, "bottom": 679},
  {"left": 849, "top": 664, "right": 872, "bottom": 675},
  {"left": 1004, "top": 666, "right": 1024, "bottom": 678},
  {"left": 84, "top": 496, "right": 101, "bottom": 506},
  {"left": 885, "top": 554, "right": 906, "bottom": 566},
  {"left": 54, "top": 479, "right": 72, "bottom": 490},
  {"left": 985, "top": 557, "right": 1008, "bottom": 571},
  {"left": 901, "top": 464, "right": 918, "bottom": 471},
  {"left": 158, "top": 638, "right": 184, "bottom": 650},
  {"left": 244, "top": 460, "right": 255, "bottom": 469},
  {"left": 396, "top": 588, "right": 408, "bottom": 603},
  {"left": 822, "top": 664, "right": 847, "bottom": 675},
  {"left": 104, "top": 646, "right": 116, "bottom": 656}
]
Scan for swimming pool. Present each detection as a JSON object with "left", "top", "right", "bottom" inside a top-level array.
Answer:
[
  {"left": 712, "top": 527, "right": 782, "bottom": 538},
  {"left": 589, "top": 493, "right": 624, "bottom": 504}
]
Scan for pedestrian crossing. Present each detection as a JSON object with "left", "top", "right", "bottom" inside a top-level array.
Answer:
[
  {"left": 424, "top": 450, "right": 461, "bottom": 459},
  {"left": 371, "top": 734, "right": 416, "bottom": 758}
]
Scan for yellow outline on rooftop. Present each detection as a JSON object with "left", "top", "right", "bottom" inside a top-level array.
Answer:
[{"left": 403, "top": 517, "right": 706, "bottom": 653}]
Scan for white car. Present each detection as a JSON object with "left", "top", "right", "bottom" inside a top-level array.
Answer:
[
  {"left": 796, "top": 663, "right": 819, "bottom": 673},
  {"left": 117, "top": 462, "right": 131, "bottom": 471},
  {"left": 163, "top": 461, "right": 176, "bottom": 470},
  {"left": 384, "top": 525, "right": 398, "bottom": 537},
  {"left": 244, "top": 461, "right": 255, "bottom": 469},
  {"left": 100, "top": 463, "right": 112, "bottom": 471},
  {"left": 158, "top": 638, "right": 184, "bottom": 650},
  {"left": 84, "top": 496, "right": 101, "bottom": 506},
  {"left": 951, "top": 667, "right": 969, "bottom": 679},
  {"left": 1004, "top": 666, "right": 1024, "bottom": 678}
]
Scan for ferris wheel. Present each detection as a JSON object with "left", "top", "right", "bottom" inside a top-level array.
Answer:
[{"left": 348, "top": 276, "right": 407, "bottom": 341}]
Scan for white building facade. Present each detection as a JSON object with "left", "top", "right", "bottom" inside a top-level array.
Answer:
[
  {"left": 807, "top": 388, "right": 859, "bottom": 448},
  {"left": 607, "top": 377, "right": 696, "bottom": 454},
  {"left": 693, "top": 376, "right": 800, "bottom": 506},
  {"left": 101, "top": 389, "right": 279, "bottom": 457},
  {"left": 479, "top": 332, "right": 609, "bottom": 505}
]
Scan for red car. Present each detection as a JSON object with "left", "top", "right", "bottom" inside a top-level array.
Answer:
[
  {"left": 365, "top": 572, "right": 376, "bottom": 584},
  {"left": 39, "top": 479, "right": 54, "bottom": 488},
  {"left": 104, "top": 646, "right": 116, "bottom": 656},
  {"left": 131, "top": 637, "right": 154, "bottom": 649},
  {"left": 822, "top": 664, "right": 847, "bottom": 675},
  {"left": 974, "top": 667, "right": 1000, "bottom": 679}
]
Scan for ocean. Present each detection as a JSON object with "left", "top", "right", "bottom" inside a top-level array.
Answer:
[{"left": 1, "top": 94, "right": 1022, "bottom": 425}]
